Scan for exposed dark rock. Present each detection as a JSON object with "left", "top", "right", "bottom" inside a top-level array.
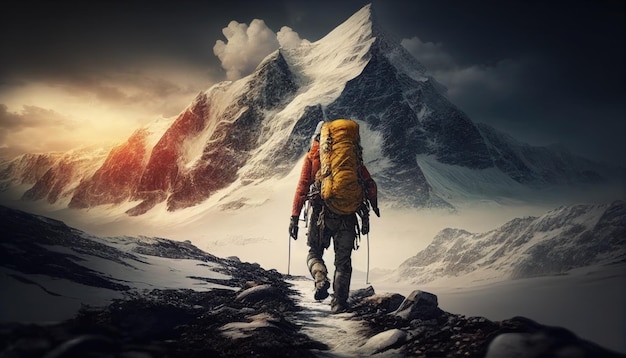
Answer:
[
  {"left": 393, "top": 290, "right": 441, "bottom": 321},
  {"left": 0, "top": 283, "right": 326, "bottom": 358},
  {"left": 349, "top": 290, "right": 625, "bottom": 358}
]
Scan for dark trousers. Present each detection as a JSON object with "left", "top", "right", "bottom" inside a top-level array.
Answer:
[{"left": 306, "top": 205, "right": 356, "bottom": 303}]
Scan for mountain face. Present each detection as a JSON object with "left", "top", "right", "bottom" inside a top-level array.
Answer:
[
  {"left": 0, "top": 153, "right": 63, "bottom": 190},
  {"left": 476, "top": 123, "right": 611, "bottom": 186},
  {"left": 0, "top": 4, "right": 618, "bottom": 215},
  {"left": 0, "top": 148, "right": 108, "bottom": 205},
  {"left": 393, "top": 200, "right": 626, "bottom": 284}
]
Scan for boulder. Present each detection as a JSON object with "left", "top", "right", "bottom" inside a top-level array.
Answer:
[{"left": 393, "top": 290, "right": 441, "bottom": 320}]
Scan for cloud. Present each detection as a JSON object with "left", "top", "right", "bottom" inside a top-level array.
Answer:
[
  {"left": 400, "top": 36, "right": 531, "bottom": 117},
  {"left": 0, "top": 56, "right": 215, "bottom": 159},
  {"left": 0, "top": 104, "right": 70, "bottom": 130},
  {"left": 277, "top": 26, "right": 309, "bottom": 49},
  {"left": 0, "top": 65, "right": 209, "bottom": 159},
  {"left": 0, "top": 104, "right": 78, "bottom": 156},
  {"left": 52, "top": 66, "right": 208, "bottom": 118},
  {"left": 400, "top": 35, "right": 626, "bottom": 165},
  {"left": 401, "top": 36, "right": 455, "bottom": 72},
  {"left": 401, "top": 36, "right": 526, "bottom": 97},
  {"left": 212, "top": 20, "right": 309, "bottom": 80},
  {"left": 213, "top": 19, "right": 281, "bottom": 80},
  {"left": 400, "top": 35, "right": 584, "bottom": 152}
]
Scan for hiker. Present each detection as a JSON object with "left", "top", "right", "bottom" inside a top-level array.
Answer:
[{"left": 289, "top": 119, "right": 379, "bottom": 313}]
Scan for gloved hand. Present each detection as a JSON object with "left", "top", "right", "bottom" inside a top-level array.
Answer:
[
  {"left": 368, "top": 196, "right": 380, "bottom": 218},
  {"left": 289, "top": 216, "right": 299, "bottom": 240}
]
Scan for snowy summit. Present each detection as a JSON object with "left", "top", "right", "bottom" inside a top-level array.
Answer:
[{"left": 0, "top": 4, "right": 620, "bottom": 217}]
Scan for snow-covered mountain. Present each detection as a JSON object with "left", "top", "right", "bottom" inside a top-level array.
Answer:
[
  {"left": 391, "top": 200, "right": 626, "bottom": 285},
  {"left": 0, "top": 146, "right": 109, "bottom": 206},
  {"left": 0, "top": 4, "right": 621, "bottom": 217}
]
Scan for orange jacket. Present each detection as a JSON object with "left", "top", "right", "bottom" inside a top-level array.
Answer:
[{"left": 291, "top": 140, "right": 378, "bottom": 217}]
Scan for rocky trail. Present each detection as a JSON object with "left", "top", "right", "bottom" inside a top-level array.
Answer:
[
  {"left": 2, "top": 269, "right": 625, "bottom": 358},
  {"left": 0, "top": 204, "right": 622, "bottom": 357},
  {"left": 288, "top": 278, "right": 372, "bottom": 357}
]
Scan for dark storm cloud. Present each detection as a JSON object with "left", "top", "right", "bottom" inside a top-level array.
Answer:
[{"left": 381, "top": 0, "right": 625, "bottom": 165}]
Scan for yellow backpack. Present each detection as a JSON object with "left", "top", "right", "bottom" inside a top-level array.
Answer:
[{"left": 318, "top": 119, "right": 364, "bottom": 215}]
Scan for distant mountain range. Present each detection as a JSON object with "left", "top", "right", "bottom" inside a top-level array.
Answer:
[
  {"left": 0, "top": 4, "right": 622, "bottom": 217},
  {"left": 391, "top": 200, "right": 626, "bottom": 285}
]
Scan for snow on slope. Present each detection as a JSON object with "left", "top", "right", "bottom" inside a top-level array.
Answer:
[
  {"left": 0, "top": 206, "right": 239, "bottom": 323},
  {"left": 417, "top": 154, "right": 532, "bottom": 205},
  {"left": 389, "top": 201, "right": 626, "bottom": 286},
  {"left": 237, "top": 5, "right": 378, "bottom": 179},
  {"left": 0, "top": 251, "right": 233, "bottom": 323},
  {"left": 281, "top": 3, "right": 376, "bottom": 102}
]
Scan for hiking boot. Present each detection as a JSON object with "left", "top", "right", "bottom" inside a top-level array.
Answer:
[
  {"left": 314, "top": 278, "right": 330, "bottom": 301},
  {"left": 330, "top": 297, "right": 348, "bottom": 314}
]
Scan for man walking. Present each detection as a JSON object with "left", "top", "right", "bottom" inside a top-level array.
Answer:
[{"left": 289, "top": 119, "right": 379, "bottom": 313}]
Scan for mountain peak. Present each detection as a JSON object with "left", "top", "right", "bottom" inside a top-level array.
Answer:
[
  {"left": 319, "top": 3, "right": 374, "bottom": 43},
  {"left": 1, "top": 3, "right": 616, "bottom": 216}
]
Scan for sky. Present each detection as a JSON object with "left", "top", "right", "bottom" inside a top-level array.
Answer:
[{"left": 0, "top": 0, "right": 624, "bottom": 165}]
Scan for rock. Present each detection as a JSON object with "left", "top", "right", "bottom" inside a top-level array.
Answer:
[
  {"left": 359, "top": 328, "right": 407, "bottom": 355},
  {"left": 362, "top": 292, "right": 406, "bottom": 313},
  {"left": 486, "top": 332, "right": 585, "bottom": 358},
  {"left": 235, "top": 284, "right": 282, "bottom": 304},
  {"left": 393, "top": 290, "right": 441, "bottom": 320},
  {"left": 348, "top": 285, "right": 376, "bottom": 306},
  {"left": 486, "top": 319, "right": 626, "bottom": 358},
  {"left": 220, "top": 313, "right": 281, "bottom": 339}
]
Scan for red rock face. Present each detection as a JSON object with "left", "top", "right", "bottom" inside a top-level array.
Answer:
[
  {"left": 4, "top": 51, "right": 300, "bottom": 216},
  {"left": 127, "top": 94, "right": 213, "bottom": 215},
  {"left": 69, "top": 129, "right": 148, "bottom": 209}
]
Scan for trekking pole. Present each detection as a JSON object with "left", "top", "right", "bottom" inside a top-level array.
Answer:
[
  {"left": 288, "top": 234, "right": 291, "bottom": 276},
  {"left": 303, "top": 201, "right": 309, "bottom": 228},
  {"left": 366, "top": 232, "right": 370, "bottom": 285}
]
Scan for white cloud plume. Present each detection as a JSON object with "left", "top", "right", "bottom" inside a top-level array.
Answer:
[
  {"left": 277, "top": 26, "right": 309, "bottom": 49},
  {"left": 213, "top": 20, "right": 309, "bottom": 80},
  {"left": 213, "top": 19, "right": 281, "bottom": 81}
]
